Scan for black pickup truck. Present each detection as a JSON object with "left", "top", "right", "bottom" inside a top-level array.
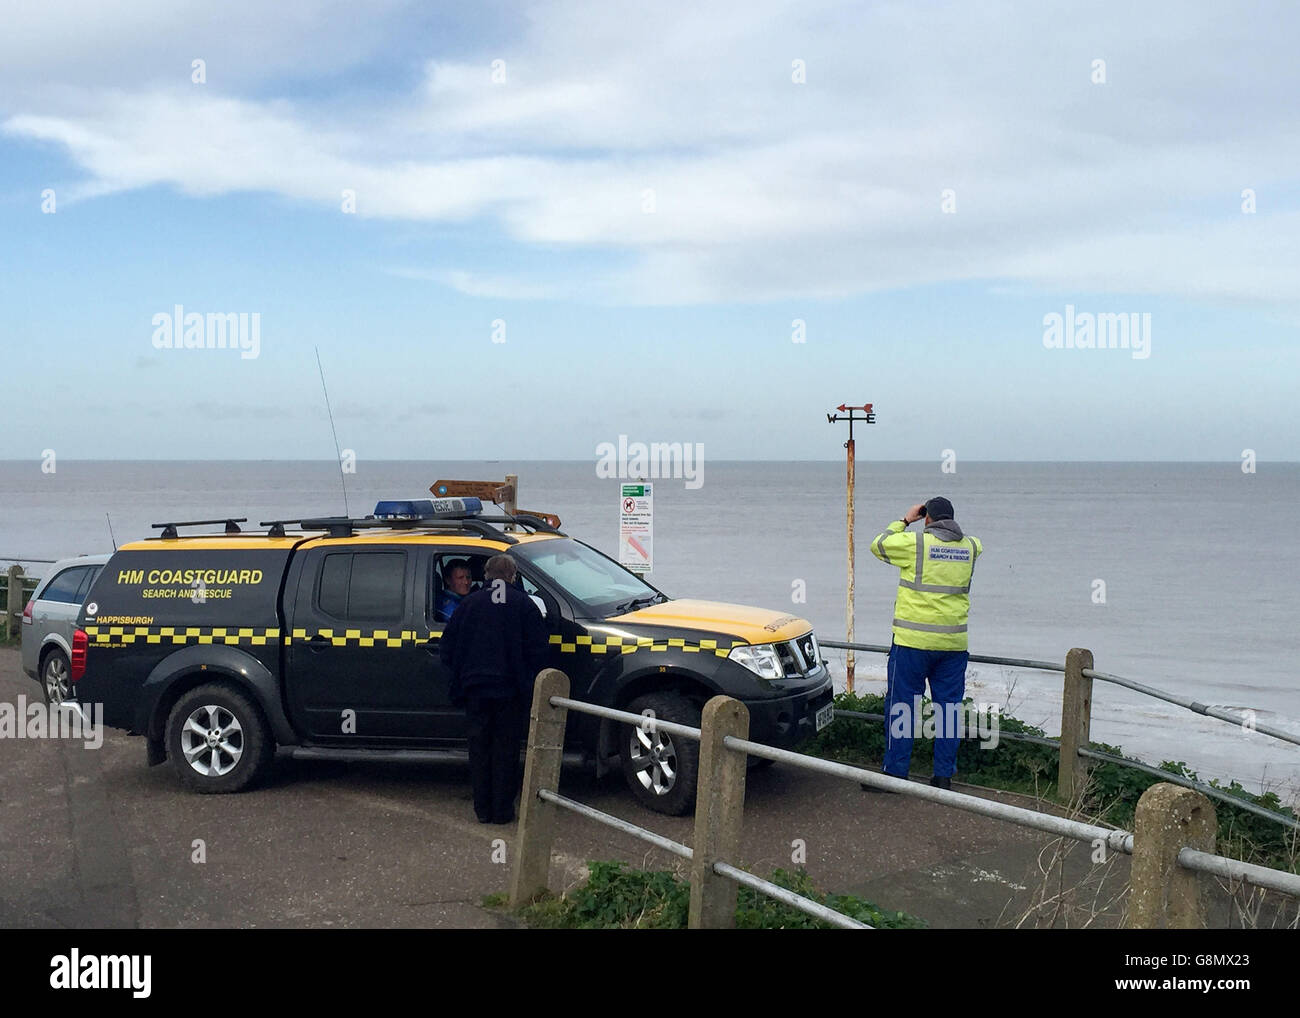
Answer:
[{"left": 71, "top": 505, "right": 833, "bottom": 814}]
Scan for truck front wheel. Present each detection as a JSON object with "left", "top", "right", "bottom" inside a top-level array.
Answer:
[
  {"left": 165, "top": 683, "right": 274, "bottom": 793},
  {"left": 620, "top": 691, "right": 701, "bottom": 816}
]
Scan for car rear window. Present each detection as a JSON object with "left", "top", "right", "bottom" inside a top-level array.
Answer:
[
  {"left": 74, "top": 566, "right": 102, "bottom": 602},
  {"left": 40, "top": 566, "right": 90, "bottom": 604}
]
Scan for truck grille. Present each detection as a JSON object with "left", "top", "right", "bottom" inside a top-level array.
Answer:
[{"left": 776, "top": 632, "right": 821, "bottom": 676}]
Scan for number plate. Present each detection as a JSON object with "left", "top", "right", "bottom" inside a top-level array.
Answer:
[{"left": 815, "top": 703, "right": 834, "bottom": 731}]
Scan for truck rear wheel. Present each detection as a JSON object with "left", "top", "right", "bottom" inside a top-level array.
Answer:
[
  {"left": 620, "top": 692, "right": 701, "bottom": 816},
  {"left": 165, "top": 683, "right": 274, "bottom": 793}
]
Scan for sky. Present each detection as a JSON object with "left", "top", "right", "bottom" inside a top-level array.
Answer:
[{"left": 1, "top": 0, "right": 1297, "bottom": 462}]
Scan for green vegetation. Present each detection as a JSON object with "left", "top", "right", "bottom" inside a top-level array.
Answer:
[
  {"left": 509, "top": 860, "right": 925, "bottom": 929},
  {"left": 807, "top": 691, "right": 1299, "bottom": 873}
]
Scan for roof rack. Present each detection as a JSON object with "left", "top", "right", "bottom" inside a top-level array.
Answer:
[
  {"left": 255, "top": 511, "right": 564, "bottom": 542},
  {"left": 143, "top": 511, "right": 564, "bottom": 543},
  {"left": 152, "top": 518, "right": 247, "bottom": 540}
]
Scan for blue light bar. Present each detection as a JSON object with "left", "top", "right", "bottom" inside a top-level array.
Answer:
[{"left": 373, "top": 497, "right": 483, "bottom": 519}]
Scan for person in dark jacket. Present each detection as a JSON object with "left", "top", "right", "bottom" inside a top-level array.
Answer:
[{"left": 439, "top": 554, "right": 549, "bottom": 824}]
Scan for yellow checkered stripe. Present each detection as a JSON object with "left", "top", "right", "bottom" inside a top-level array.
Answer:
[
  {"left": 83, "top": 625, "right": 438, "bottom": 648},
  {"left": 548, "top": 633, "right": 745, "bottom": 658}
]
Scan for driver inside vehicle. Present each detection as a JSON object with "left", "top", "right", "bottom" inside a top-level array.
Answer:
[{"left": 436, "top": 559, "right": 474, "bottom": 622}]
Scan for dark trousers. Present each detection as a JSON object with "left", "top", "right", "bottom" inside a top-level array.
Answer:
[
  {"left": 465, "top": 693, "right": 525, "bottom": 822},
  {"left": 882, "top": 642, "right": 969, "bottom": 779}
]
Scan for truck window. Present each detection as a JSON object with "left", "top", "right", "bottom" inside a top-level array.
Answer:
[{"left": 315, "top": 551, "right": 406, "bottom": 621}]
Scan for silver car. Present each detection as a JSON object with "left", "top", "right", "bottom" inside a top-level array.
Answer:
[{"left": 21, "top": 553, "right": 111, "bottom": 705}]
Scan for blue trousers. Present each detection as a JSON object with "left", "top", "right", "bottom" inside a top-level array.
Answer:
[{"left": 882, "top": 642, "right": 969, "bottom": 778}]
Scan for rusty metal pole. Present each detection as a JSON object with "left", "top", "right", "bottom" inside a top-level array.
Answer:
[
  {"left": 828, "top": 404, "right": 874, "bottom": 696},
  {"left": 845, "top": 437, "right": 855, "bottom": 693}
]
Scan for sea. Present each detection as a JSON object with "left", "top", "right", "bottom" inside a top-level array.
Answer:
[{"left": 2, "top": 459, "right": 1297, "bottom": 800}]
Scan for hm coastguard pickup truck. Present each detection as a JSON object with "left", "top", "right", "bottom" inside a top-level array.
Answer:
[{"left": 71, "top": 498, "right": 833, "bottom": 814}]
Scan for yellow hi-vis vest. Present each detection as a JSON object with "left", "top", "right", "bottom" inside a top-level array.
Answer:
[{"left": 871, "top": 520, "right": 983, "bottom": 651}]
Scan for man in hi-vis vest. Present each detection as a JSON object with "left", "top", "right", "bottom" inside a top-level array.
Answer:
[{"left": 868, "top": 496, "right": 982, "bottom": 791}]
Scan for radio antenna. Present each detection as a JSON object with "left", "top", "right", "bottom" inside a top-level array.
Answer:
[
  {"left": 106, "top": 513, "right": 118, "bottom": 552},
  {"left": 315, "top": 345, "right": 350, "bottom": 516}
]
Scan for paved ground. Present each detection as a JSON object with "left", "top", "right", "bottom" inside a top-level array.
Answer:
[{"left": 1, "top": 646, "right": 1131, "bottom": 929}]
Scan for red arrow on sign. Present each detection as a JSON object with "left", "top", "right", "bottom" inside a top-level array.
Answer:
[{"left": 836, "top": 403, "right": 873, "bottom": 413}]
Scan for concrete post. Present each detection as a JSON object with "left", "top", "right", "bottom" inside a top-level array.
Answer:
[
  {"left": 503, "top": 473, "right": 518, "bottom": 518},
  {"left": 1058, "top": 647, "right": 1094, "bottom": 802},
  {"left": 4, "top": 565, "right": 23, "bottom": 642},
  {"left": 509, "top": 668, "right": 570, "bottom": 908},
  {"left": 688, "top": 696, "right": 750, "bottom": 929},
  {"left": 1127, "top": 782, "right": 1217, "bottom": 929}
]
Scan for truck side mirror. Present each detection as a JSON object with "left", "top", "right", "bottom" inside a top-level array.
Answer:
[{"left": 529, "top": 594, "right": 548, "bottom": 619}]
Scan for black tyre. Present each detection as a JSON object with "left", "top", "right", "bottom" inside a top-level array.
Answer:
[
  {"left": 620, "top": 692, "right": 701, "bottom": 816},
  {"left": 40, "top": 649, "right": 71, "bottom": 707},
  {"left": 165, "top": 683, "right": 274, "bottom": 793}
]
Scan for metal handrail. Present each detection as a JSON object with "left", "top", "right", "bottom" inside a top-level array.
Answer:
[
  {"left": 537, "top": 789, "right": 870, "bottom": 929},
  {"left": 543, "top": 696, "right": 1300, "bottom": 913},
  {"left": 724, "top": 733, "right": 1136, "bottom": 853},
  {"left": 538, "top": 789, "right": 692, "bottom": 859},
  {"left": 1076, "top": 748, "right": 1300, "bottom": 833},
  {"left": 711, "top": 862, "right": 870, "bottom": 929},
  {"left": 540, "top": 699, "right": 859, "bottom": 926},
  {"left": 819, "top": 639, "right": 1065, "bottom": 673},
  {"left": 831, "top": 709, "right": 1300, "bottom": 832},
  {"left": 549, "top": 696, "right": 700, "bottom": 741},
  {"left": 820, "top": 639, "right": 1300, "bottom": 752},
  {"left": 1177, "top": 847, "right": 1300, "bottom": 898},
  {"left": 1084, "top": 668, "right": 1300, "bottom": 749}
]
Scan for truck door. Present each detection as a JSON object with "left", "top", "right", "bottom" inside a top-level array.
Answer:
[{"left": 286, "top": 545, "right": 440, "bottom": 745}]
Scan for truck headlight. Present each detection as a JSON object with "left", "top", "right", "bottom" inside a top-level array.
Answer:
[{"left": 728, "top": 643, "right": 784, "bottom": 680}]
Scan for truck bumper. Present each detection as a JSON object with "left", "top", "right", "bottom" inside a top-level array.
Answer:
[{"left": 743, "top": 676, "right": 835, "bottom": 750}]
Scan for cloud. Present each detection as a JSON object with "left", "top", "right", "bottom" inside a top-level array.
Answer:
[{"left": 4, "top": 0, "right": 1300, "bottom": 306}]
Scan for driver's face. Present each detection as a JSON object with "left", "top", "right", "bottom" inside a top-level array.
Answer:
[{"left": 446, "top": 567, "right": 472, "bottom": 595}]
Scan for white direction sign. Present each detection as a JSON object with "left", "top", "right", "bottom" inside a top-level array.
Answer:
[{"left": 619, "top": 483, "right": 653, "bottom": 574}]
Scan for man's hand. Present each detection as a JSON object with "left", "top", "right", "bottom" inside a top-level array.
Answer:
[{"left": 903, "top": 503, "right": 927, "bottom": 524}]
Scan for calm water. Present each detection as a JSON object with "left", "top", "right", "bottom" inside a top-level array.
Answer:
[{"left": 2, "top": 459, "right": 1297, "bottom": 797}]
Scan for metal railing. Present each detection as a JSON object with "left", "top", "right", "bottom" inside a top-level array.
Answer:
[
  {"left": 510, "top": 669, "right": 1300, "bottom": 930},
  {"left": 820, "top": 639, "right": 1300, "bottom": 812},
  {"left": 833, "top": 708, "right": 1300, "bottom": 833},
  {"left": 513, "top": 679, "right": 870, "bottom": 929}
]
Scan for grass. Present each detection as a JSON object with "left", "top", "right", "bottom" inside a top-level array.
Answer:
[{"left": 498, "top": 860, "right": 926, "bottom": 929}]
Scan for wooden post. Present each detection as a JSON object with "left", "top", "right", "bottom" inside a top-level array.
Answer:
[
  {"left": 3, "top": 564, "right": 23, "bottom": 642},
  {"left": 845, "top": 438, "right": 855, "bottom": 693},
  {"left": 503, "top": 473, "right": 518, "bottom": 517},
  {"left": 1127, "top": 783, "right": 1216, "bottom": 929},
  {"left": 1058, "top": 647, "right": 1094, "bottom": 802},
  {"left": 688, "top": 696, "right": 750, "bottom": 929},
  {"left": 509, "top": 668, "right": 570, "bottom": 907}
]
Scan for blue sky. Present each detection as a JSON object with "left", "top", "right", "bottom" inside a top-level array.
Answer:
[{"left": 1, "top": 0, "right": 1297, "bottom": 462}]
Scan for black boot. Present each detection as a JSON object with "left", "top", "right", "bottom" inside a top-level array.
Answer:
[{"left": 929, "top": 775, "right": 952, "bottom": 790}]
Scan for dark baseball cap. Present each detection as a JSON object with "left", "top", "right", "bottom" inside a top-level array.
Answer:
[{"left": 925, "top": 497, "right": 954, "bottom": 521}]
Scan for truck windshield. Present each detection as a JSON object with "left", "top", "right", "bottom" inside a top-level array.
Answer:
[{"left": 513, "top": 539, "right": 666, "bottom": 617}]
